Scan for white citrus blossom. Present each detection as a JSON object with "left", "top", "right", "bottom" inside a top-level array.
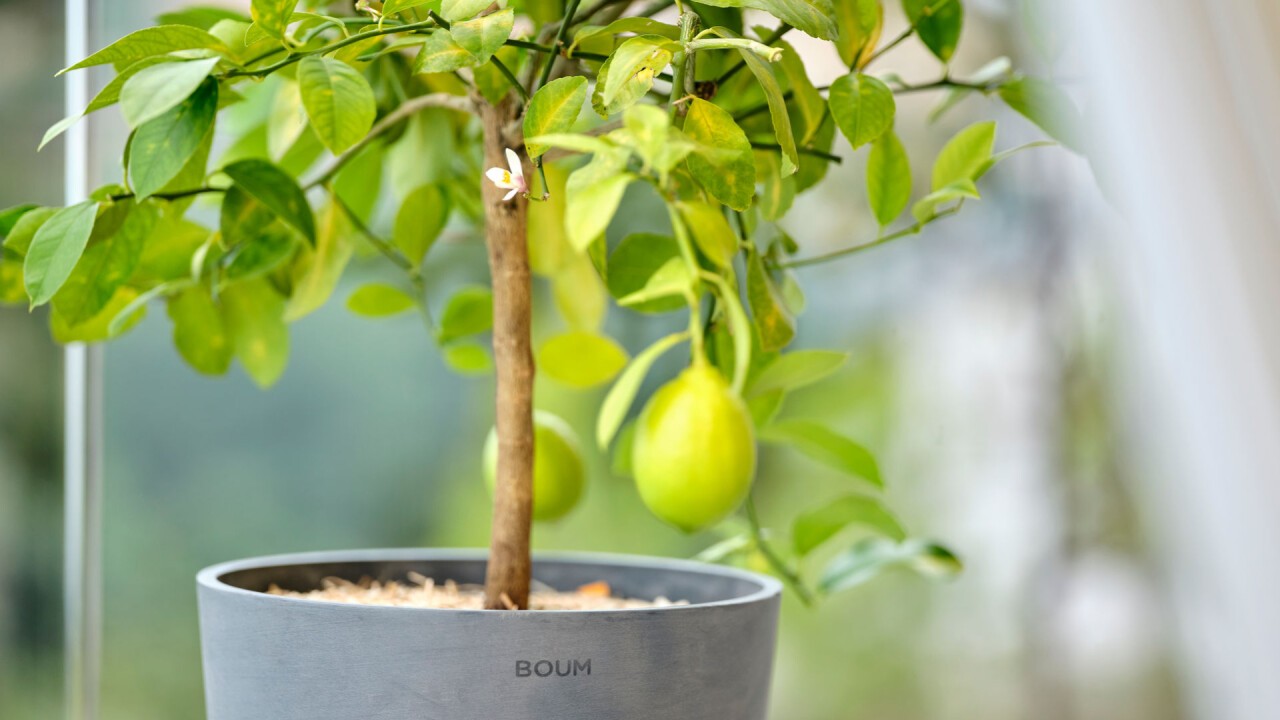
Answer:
[{"left": 485, "top": 148, "right": 527, "bottom": 201}]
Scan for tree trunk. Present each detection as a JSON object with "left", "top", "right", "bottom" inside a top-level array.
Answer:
[{"left": 479, "top": 96, "right": 535, "bottom": 610}]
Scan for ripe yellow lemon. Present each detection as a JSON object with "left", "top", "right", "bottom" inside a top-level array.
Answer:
[
  {"left": 484, "top": 411, "right": 586, "bottom": 522},
  {"left": 632, "top": 364, "right": 756, "bottom": 532}
]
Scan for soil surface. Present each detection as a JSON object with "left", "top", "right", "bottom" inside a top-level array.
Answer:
[{"left": 266, "top": 574, "right": 685, "bottom": 610}]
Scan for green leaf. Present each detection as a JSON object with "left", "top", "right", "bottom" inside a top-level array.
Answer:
[
  {"left": 441, "top": 0, "right": 492, "bottom": 21},
  {"left": 745, "top": 249, "right": 795, "bottom": 352},
  {"left": 793, "top": 494, "right": 906, "bottom": 556},
  {"left": 570, "top": 18, "right": 680, "bottom": 54},
  {"left": 622, "top": 104, "right": 695, "bottom": 177},
  {"left": 0, "top": 205, "right": 37, "bottom": 242},
  {"left": 60, "top": 25, "right": 230, "bottom": 74},
  {"left": 383, "top": 0, "right": 439, "bottom": 14},
  {"left": 819, "top": 537, "right": 963, "bottom": 594},
  {"left": 677, "top": 201, "right": 738, "bottom": 269},
  {"left": 168, "top": 284, "right": 232, "bottom": 374},
  {"left": 296, "top": 56, "right": 377, "bottom": 154},
  {"left": 866, "top": 130, "right": 911, "bottom": 226},
  {"left": 711, "top": 28, "right": 797, "bottom": 175},
  {"left": 759, "top": 419, "right": 882, "bottom": 486},
  {"left": 702, "top": 271, "right": 753, "bottom": 393},
  {"left": 443, "top": 342, "right": 493, "bottom": 374},
  {"left": 902, "top": 0, "right": 963, "bottom": 62},
  {"left": 998, "top": 77, "right": 1085, "bottom": 153},
  {"left": 539, "top": 330, "right": 630, "bottom": 389},
  {"left": 222, "top": 278, "right": 290, "bottom": 387},
  {"left": 755, "top": 150, "right": 795, "bottom": 219},
  {"left": 834, "top": 0, "right": 883, "bottom": 67},
  {"left": 438, "top": 285, "right": 493, "bottom": 341},
  {"left": 597, "top": 331, "right": 689, "bottom": 447},
  {"left": 747, "top": 389, "right": 785, "bottom": 426},
  {"left": 128, "top": 77, "right": 218, "bottom": 200},
  {"left": 750, "top": 349, "right": 847, "bottom": 396},
  {"left": 347, "top": 283, "right": 417, "bottom": 317},
  {"left": 157, "top": 7, "right": 251, "bottom": 29},
  {"left": 931, "top": 120, "right": 995, "bottom": 190},
  {"left": 552, "top": 253, "right": 607, "bottom": 331},
  {"left": 698, "top": 0, "right": 838, "bottom": 40},
  {"left": 451, "top": 8, "right": 514, "bottom": 64},
  {"left": 50, "top": 287, "right": 145, "bottom": 342},
  {"left": 682, "top": 98, "right": 756, "bottom": 211},
  {"left": 776, "top": 40, "right": 825, "bottom": 143},
  {"left": 332, "top": 141, "right": 385, "bottom": 223},
  {"left": 251, "top": 0, "right": 300, "bottom": 42},
  {"left": 285, "top": 202, "right": 355, "bottom": 321},
  {"left": 23, "top": 202, "right": 99, "bottom": 307},
  {"left": 394, "top": 184, "right": 450, "bottom": 267},
  {"left": 829, "top": 72, "right": 895, "bottom": 150},
  {"left": 524, "top": 77, "right": 588, "bottom": 159},
  {"left": 413, "top": 32, "right": 477, "bottom": 74},
  {"left": 592, "top": 36, "right": 675, "bottom": 117},
  {"left": 219, "top": 184, "right": 294, "bottom": 282},
  {"left": 911, "top": 178, "right": 978, "bottom": 222},
  {"left": 222, "top": 159, "right": 316, "bottom": 244},
  {"left": 52, "top": 203, "right": 157, "bottom": 327},
  {"left": 120, "top": 57, "right": 220, "bottom": 128},
  {"left": 606, "top": 233, "right": 689, "bottom": 313},
  {"left": 565, "top": 152, "right": 632, "bottom": 251}
]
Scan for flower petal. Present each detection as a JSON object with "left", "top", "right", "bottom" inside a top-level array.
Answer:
[
  {"left": 503, "top": 188, "right": 518, "bottom": 201},
  {"left": 505, "top": 148, "right": 524, "bottom": 182},
  {"left": 485, "top": 167, "right": 511, "bottom": 187}
]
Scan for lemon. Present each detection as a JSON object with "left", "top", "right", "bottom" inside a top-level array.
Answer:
[
  {"left": 632, "top": 364, "right": 756, "bottom": 532},
  {"left": 484, "top": 411, "right": 586, "bottom": 522}
]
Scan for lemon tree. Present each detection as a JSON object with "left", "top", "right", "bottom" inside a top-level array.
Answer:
[{"left": 2, "top": 0, "right": 1078, "bottom": 608}]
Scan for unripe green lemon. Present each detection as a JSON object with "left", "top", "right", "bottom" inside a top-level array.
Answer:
[
  {"left": 484, "top": 411, "right": 586, "bottom": 522},
  {"left": 632, "top": 364, "right": 757, "bottom": 532}
]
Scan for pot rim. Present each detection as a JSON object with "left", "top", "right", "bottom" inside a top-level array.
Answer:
[{"left": 196, "top": 547, "right": 783, "bottom": 615}]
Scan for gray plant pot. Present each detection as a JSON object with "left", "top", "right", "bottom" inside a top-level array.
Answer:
[{"left": 197, "top": 548, "right": 782, "bottom": 720}]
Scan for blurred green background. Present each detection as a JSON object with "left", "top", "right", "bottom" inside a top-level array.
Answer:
[{"left": 0, "top": 1, "right": 1184, "bottom": 719}]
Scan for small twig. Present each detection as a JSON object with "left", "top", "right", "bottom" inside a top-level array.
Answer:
[
  {"left": 538, "top": 0, "right": 585, "bottom": 91},
  {"left": 715, "top": 23, "right": 791, "bottom": 85},
  {"left": 780, "top": 205, "right": 962, "bottom": 269},
  {"left": 222, "top": 18, "right": 440, "bottom": 79},
  {"left": 750, "top": 142, "right": 842, "bottom": 164},
  {"left": 490, "top": 55, "right": 530, "bottom": 102},
  {"left": 333, "top": 193, "right": 414, "bottom": 272},
  {"left": 746, "top": 496, "right": 814, "bottom": 606}
]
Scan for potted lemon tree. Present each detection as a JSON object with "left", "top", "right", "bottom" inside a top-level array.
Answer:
[{"left": 1, "top": 0, "right": 1077, "bottom": 717}]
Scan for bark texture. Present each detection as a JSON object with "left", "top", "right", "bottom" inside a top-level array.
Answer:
[{"left": 479, "top": 96, "right": 535, "bottom": 610}]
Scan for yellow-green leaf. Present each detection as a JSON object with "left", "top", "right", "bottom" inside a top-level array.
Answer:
[
  {"left": 347, "top": 283, "right": 417, "bottom": 317},
  {"left": 682, "top": 98, "right": 756, "bottom": 211},
  {"left": 222, "top": 278, "right": 290, "bottom": 387},
  {"left": 829, "top": 72, "right": 895, "bottom": 149},
  {"left": 168, "top": 284, "right": 232, "bottom": 375},
  {"left": 524, "top": 77, "right": 588, "bottom": 159},
  {"left": 60, "top": 25, "right": 230, "bottom": 74},
  {"left": 128, "top": 77, "right": 218, "bottom": 200},
  {"left": 296, "top": 56, "right": 377, "bottom": 154},
  {"left": 24, "top": 201, "right": 99, "bottom": 308},
  {"left": 251, "top": 0, "right": 300, "bottom": 42},
  {"left": 438, "top": 285, "right": 493, "bottom": 341},
  {"left": 866, "top": 130, "right": 911, "bottom": 226},
  {"left": 394, "top": 184, "right": 450, "bottom": 267},
  {"left": 539, "top": 330, "right": 629, "bottom": 389},
  {"left": 451, "top": 8, "right": 514, "bottom": 64}
]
